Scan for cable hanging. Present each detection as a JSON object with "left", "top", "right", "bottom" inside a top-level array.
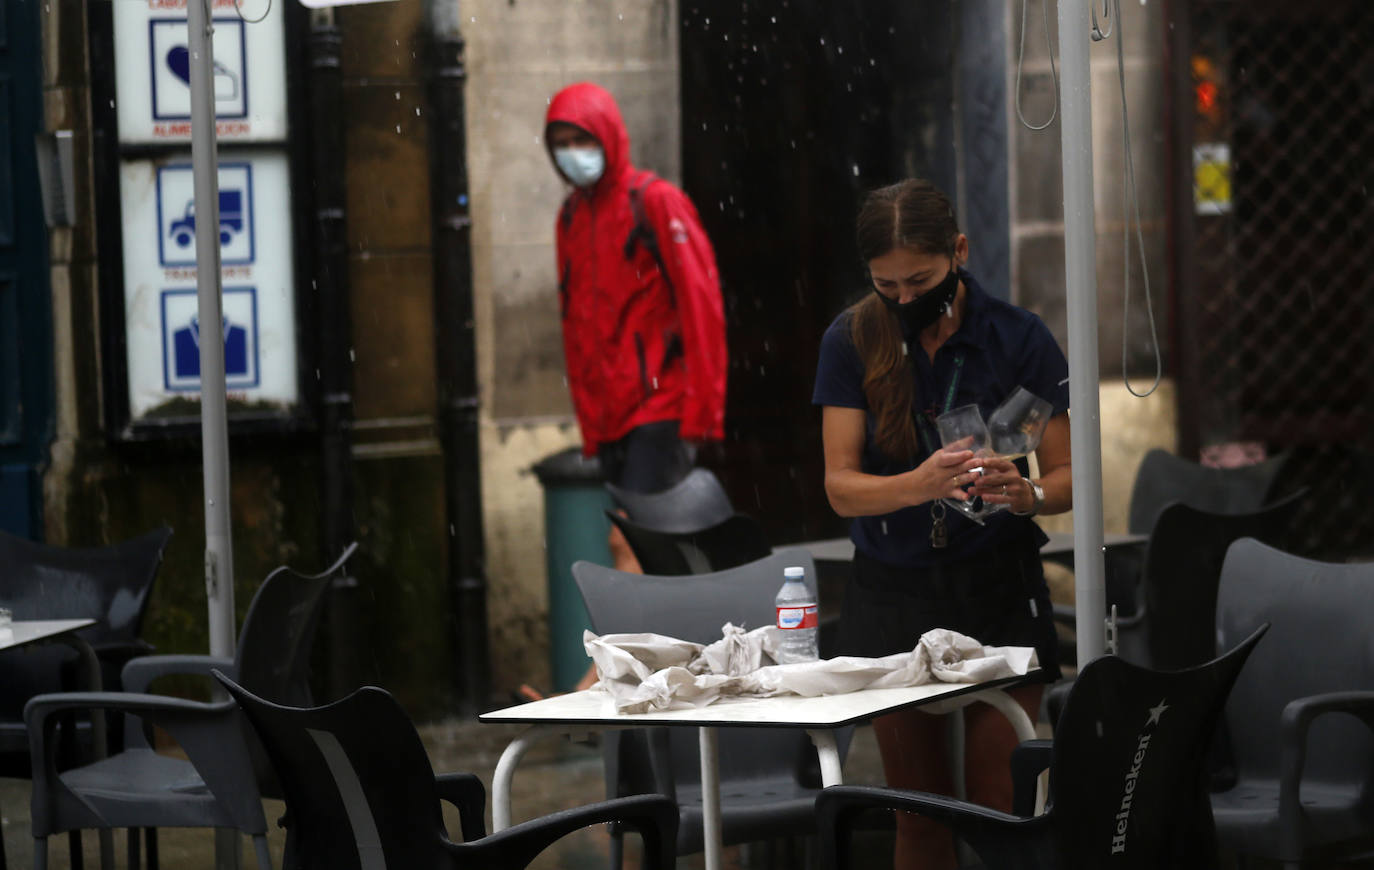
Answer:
[
  {"left": 1108, "top": 0, "right": 1163, "bottom": 398},
  {"left": 1014, "top": 0, "right": 1060, "bottom": 131}
]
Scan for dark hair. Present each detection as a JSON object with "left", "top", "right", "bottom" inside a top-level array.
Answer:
[{"left": 850, "top": 179, "right": 962, "bottom": 460}]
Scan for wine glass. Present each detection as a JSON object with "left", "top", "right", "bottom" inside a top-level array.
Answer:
[
  {"left": 987, "top": 386, "right": 1054, "bottom": 459},
  {"left": 935, "top": 404, "right": 995, "bottom": 523},
  {"left": 978, "top": 387, "right": 1054, "bottom": 515}
]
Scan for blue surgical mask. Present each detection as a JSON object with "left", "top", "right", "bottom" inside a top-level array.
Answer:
[{"left": 554, "top": 146, "right": 605, "bottom": 188}]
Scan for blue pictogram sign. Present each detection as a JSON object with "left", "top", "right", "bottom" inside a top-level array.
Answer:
[
  {"left": 156, "top": 162, "right": 255, "bottom": 267},
  {"left": 160, "top": 287, "right": 260, "bottom": 392}
]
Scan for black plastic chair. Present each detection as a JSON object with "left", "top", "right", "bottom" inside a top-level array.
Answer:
[
  {"left": 816, "top": 625, "right": 1267, "bottom": 870},
  {"left": 1126, "top": 447, "right": 1293, "bottom": 534},
  {"left": 604, "top": 511, "right": 771, "bottom": 576},
  {"left": 213, "top": 673, "right": 679, "bottom": 870},
  {"left": 574, "top": 548, "right": 842, "bottom": 867},
  {"left": 0, "top": 526, "right": 174, "bottom": 774},
  {"left": 1211, "top": 538, "right": 1374, "bottom": 869},
  {"left": 605, "top": 467, "right": 734, "bottom": 533},
  {"left": 25, "top": 543, "right": 356, "bottom": 870},
  {"left": 1114, "top": 491, "right": 1304, "bottom": 670}
]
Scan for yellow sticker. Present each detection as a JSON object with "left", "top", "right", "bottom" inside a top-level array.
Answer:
[{"left": 1193, "top": 143, "right": 1231, "bottom": 215}]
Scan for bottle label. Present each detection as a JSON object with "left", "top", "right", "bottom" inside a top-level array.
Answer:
[{"left": 776, "top": 605, "right": 818, "bottom": 630}]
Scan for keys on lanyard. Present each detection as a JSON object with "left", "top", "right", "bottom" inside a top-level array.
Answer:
[{"left": 930, "top": 501, "right": 949, "bottom": 549}]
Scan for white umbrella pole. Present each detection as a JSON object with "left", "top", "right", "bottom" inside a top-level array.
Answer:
[
  {"left": 187, "top": 1, "right": 236, "bottom": 660},
  {"left": 1057, "top": 0, "right": 1107, "bottom": 663}
]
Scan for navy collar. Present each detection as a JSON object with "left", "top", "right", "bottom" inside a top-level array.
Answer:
[{"left": 941, "top": 267, "right": 991, "bottom": 350}]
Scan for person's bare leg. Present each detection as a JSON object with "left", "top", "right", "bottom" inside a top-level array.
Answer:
[
  {"left": 873, "top": 709, "right": 958, "bottom": 870},
  {"left": 568, "top": 516, "right": 645, "bottom": 693},
  {"left": 608, "top": 516, "right": 642, "bottom": 574},
  {"left": 963, "top": 685, "right": 1044, "bottom": 813}
]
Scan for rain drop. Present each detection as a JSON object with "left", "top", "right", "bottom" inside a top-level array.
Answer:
[
  {"left": 819, "top": 37, "right": 826, "bottom": 45},
  {"left": 396, "top": 125, "right": 402, "bottom": 133},
  {"left": 852, "top": 164, "right": 860, "bottom": 176}
]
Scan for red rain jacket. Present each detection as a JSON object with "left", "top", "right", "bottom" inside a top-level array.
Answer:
[{"left": 546, "top": 83, "right": 727, "bottom": 455}]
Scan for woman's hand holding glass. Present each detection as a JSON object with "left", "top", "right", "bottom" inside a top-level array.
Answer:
[
  {"left": 912, "top": 444, "right": 985, "bottom": 506},
  {"left": 968, "top": 456, "right": 1032, "bottom": 513}
]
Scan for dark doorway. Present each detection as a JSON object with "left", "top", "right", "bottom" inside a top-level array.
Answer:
[
  {"left": 679, "top": 1, "right": 964, "bottom": 545},
  {"left": 0, "top": 0, "right": 55, "bottom": 538}
]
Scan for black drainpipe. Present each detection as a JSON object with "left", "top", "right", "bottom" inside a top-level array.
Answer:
[
  {"left": 428, "top": 8, "right": 489, "bottom": 712},
  {"left": 308, "top": 9, "right": 360, "bottom": 699}
]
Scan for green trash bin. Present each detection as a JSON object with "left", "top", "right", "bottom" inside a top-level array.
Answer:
[{"left": 532, "top": 446, "right": 613, "bottom": 692}]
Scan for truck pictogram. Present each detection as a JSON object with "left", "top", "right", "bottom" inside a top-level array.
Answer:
[{"left": 169, "top": 190, "right": 243, "bottom": 247}]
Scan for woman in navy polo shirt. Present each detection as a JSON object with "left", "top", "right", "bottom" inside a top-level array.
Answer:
[{"left": 813, "top": 178, "right": 1072, "bottom": 870}]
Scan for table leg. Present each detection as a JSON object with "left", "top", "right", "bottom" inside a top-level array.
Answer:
[
  {"left": 973, "top": 687, "right": 1045, "bottom": 812},
  {"left": 698, "top": 726, "right": 722, "bottom": 870},
  {"left": 805, "top": 729, "right": 843, "bottom": 786},
  {"left": 57, "top": 635, "right": 114, "bottom": 866},
  {"left": 973, "top": 688, "right": 1037, "bottom": 742},
  {"left": 491, "top": 725, "right": 555, "bottom": 832}
]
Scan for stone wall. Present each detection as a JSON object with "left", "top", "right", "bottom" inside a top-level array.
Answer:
[{"left": 463, "top": 0, "right": 681, "bottom": 693}]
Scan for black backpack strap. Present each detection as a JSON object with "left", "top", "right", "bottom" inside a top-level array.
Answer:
[{"left": 623, "top": 173, "right": 676, "bottom": 308}]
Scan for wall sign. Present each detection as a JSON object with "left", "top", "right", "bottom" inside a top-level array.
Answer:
[
  {"left": 113, "top": 0, "right": 286, "bottom": 144},
  {"left": 120, "top": 151, "right": 297, "bottom": 421}
]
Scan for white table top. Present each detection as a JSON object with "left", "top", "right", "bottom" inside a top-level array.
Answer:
[
  {"left": 481, "top": 674, "right": 1028, "bottom": 730},
  {"left": 0, "top": 618, "right": 97, "bottom": 652}
]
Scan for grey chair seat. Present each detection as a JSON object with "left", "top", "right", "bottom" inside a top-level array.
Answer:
[
  {"left": 57, "top": 748, "right": 228, "bottom": 825},
  {"left": 675, "top": 779, "right": 816, "bottom": 855},
  {"left": 1212, "top": 782, "right": 1368, "bottom": 858}
]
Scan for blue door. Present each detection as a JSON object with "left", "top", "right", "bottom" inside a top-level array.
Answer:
[{"left": 0, "top": 0, "right": 54, "bottom": 538}]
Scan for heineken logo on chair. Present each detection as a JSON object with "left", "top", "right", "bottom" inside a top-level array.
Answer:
[{"left": 1110, "top": 700, "right": 1169, "bottom": 855}]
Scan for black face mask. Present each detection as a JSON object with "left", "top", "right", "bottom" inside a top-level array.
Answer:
[{"left": 872, "top": 267, "right": 960, "bottom": 337}]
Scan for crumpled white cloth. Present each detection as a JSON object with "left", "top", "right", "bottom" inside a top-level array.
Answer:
[{"left": 584, "top": 624, "right": 1038, "bottom": 714}]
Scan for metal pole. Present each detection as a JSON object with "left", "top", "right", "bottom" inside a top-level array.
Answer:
[
  {"left": 188, "top": 0, "right": 235, "bottom": 659},
  {"left": 428, "top": 0, "right": 490, "bottom": 712},
  {"left": 187, "top": 5, "right": 238, "bottom": 867},
  {"left": 1056, "top": 0, "right": 1107, "bottom": 663},
  {"left": 307, "top": 6, "right": 361, "bottom": 701}
]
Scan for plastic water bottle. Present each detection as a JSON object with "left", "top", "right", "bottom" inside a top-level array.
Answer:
[{"left": 774, "top": 566, "right": 819, "bottom": 663}]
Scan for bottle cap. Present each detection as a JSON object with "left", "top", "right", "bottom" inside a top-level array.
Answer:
[{"left": 784, "top": 567, "right": 804, "bottom": 580}]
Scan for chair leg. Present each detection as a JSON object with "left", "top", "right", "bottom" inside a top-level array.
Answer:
[
  {"left": 251, "top": 835, "right": 273, "bottom": 870},
  {"left": 66, "top": 832, "right": 82, "bottom": 870},
  {"left": 607, "top": 824, "right": 624, "bottom": 870},
  {"left": 145, "top": 828, "right": 158, "bottom": 870},
  {"left": 32, "top": 838, "right": 47, "bottom": 870}
]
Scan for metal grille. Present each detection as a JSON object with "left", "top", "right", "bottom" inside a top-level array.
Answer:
[{"left": 1176, "top": 0, "right": 1374, "bottom": 559}]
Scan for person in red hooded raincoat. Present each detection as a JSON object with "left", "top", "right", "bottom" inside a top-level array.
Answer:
[{"left": 525, "top": 82, "right": 727, "bottom": 697}]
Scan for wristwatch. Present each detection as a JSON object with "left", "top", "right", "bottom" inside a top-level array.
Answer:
[{"left": 1013, "top": 478, "right": 1045, "bottom": 517}]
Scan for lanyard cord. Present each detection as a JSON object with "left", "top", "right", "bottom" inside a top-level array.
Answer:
[{"left": 917, "top": 352, "right": 966, "bottom": 455}]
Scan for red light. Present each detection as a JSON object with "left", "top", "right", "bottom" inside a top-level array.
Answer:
[{"left": 1196, "top": 81, "right": 1218, "bottom": 114}]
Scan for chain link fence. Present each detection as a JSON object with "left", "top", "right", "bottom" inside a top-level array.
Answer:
[{"left": 1175, "top": 0, "right": 1374, "bottom": 559}]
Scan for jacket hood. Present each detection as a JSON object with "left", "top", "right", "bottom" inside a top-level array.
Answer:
[{"left": 545, "top": 82, "right": 632, "bottom": 190}]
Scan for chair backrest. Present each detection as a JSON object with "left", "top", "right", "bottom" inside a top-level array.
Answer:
[
  {"left": 574, "top": 549, "right": 819, "bottom": 796},
  {"left": 1129, "top": 491, "right": 1303, "bottom": 671},
  {"left": 0, "top": 525, "right": 173, "bottom": 641},
  {"left": 1127, "top": 448, "right": 1293, "bottom": 534},
  {"left": 574, "top": 547, "right": 813, "bottom": 643},
  {"left": 217, "top": 674, "right": 452, "bottom": 870},
  {"left": 235, "top": 542, "right": 357, "bottom": 708},
  {"left": 605, "top": 467, "right": 734, "bottom": 533},
  {"left": 1048, "top": 626, "right": 1265, "bottom": 869},
  {"left": 604, "top": 512, "right": 771, "bottom": 576},
  {"left": 0, "top": 526, "right": 173, "bottom": 715},
  {"left": 1217, "top": 538, "right": 1374, "bottom": 788}
]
